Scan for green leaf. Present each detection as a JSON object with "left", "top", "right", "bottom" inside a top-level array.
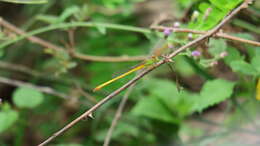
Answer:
[
  {"left": 37, "top": 6, "right": 80, "bottom": 24},
  {"left": 0, "top": 108, "right": 18, "bottom": 133},
  {"left": 13, "top": 87, "right": 44, "bottom": 108},
  {"left": 59, "top": 6, "right": 80, "bottom": 22},
  {"left": 192, "top": 79, "right": 235, "bottom": 112},
  {"left": 230, "top": 60, "right": 258, "bottom": 76},
  {"left": 189, "top": 3, "right": 225, "bottom": 30},
  {"left": 251, "top": 55, "right": 260, "bottom": 73},
  {"left": 0, "top": 0, "right": 47, "bottom": 4},
  {"left": 174, "top": 56, "right": 196, "bottom": 77},
  {"left": 96, "top": 26, "right": 107, "bottom": 35},
  {"left": 209, "top": 39, "right": 227, "bottom": 56},
  {"left": 224, "top": 47, "right": 243, "bottom": 65},
  {"left": 131, "top": 97, "right": 179, "bottom": 124},
  {"left": 189, "top": 0, "right": 242, "bottom": 30},
  {"left": 102, "top": 0, "right": 126, "bottom": 9},
  {"left": 95, "top": 122, "right": 139, "bottom": 141},
  {"left": 209, "top": 0, "right": 243, "bottom": 11},
  {"left": 148, "top": 79, "right": 193, "bottom": 117},
  {"left": 0, "top": 48, "right": 4, "bottom": 58},
  {"left": 36, "top": 15, "right": 60, "bottom": 24}
]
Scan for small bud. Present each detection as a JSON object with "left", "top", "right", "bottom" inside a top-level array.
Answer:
[
  {"left": 203, "top": 8, "right": 212, "bottom": 20},
  {"left": 191, "top": 11, "right": 200, "bottom": 21},
  {"left": 0, "top": 98, "right": 2, "bottom": 104},
  {"left": 219, "top": 51, "right": 228, "bottom": 58},
  {"left": 173, "top": 22, "right": 181, "bottom": 28},
  {"left": 188, "top": 33, "right": 193, "bottom": 40},
  {"left": 191, "top": 50, "right": 201, "bottom": 57},
  {"left": 163, "top": 28, "right": 172, "bottom": 37}
]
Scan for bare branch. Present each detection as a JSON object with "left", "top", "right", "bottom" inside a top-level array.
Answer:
[
  {"left": 0, "top": 61, "right": 40, "bottom": 76},
  {"left": 0, "top": 17, "right": 147, "bottom": 62},
  {"left": 0, "top": 76, "right": 70, "bottom": 99},
  {"left": 151, "top": 26, "right": 260, "bottom": 47}
]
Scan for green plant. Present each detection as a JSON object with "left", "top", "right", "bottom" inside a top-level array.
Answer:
[{"left": 0, "top": 0, "right": 259, "bottom": 146}]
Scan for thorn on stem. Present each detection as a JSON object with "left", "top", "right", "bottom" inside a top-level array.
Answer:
[
  {"left": 88, "top": 113, "right": 94, "bottom": 119},
  {"left": 82, "top": 113, "right": 94, "bottom": 121}
]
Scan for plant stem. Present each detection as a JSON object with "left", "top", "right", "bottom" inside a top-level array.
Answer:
[{"left": 0, "top": 21, "right": 151, "bottom": 49}]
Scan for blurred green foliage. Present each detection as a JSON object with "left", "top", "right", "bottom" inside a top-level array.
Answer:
[
  {"left": 0, "top": 0, "right": 260, "bottom": 146},
  {"left": 0, "top": 0, "right": 47, "bottom": 4}
]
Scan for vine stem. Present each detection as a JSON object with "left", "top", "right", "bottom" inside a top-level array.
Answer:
[{"left": 38, "top": 1, "right": 252, "bottom": 145}]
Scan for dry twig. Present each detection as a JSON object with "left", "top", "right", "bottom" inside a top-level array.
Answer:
[
  {"left": 0, "top": 76, "right": 70, "bottom": 99},
  {"left": 151, "top": 26, "right": 260, "bottom": 46},
  {"left": 0, "top": 61, "right": 40, "bottom": 76},
  {"left": 0, "top": 17, "right": 147, "bottom": 62}
]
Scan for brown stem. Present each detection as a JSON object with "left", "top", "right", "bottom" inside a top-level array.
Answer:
[
  {"left": 0, "top": 76, "right": 70, "bottom": 99},
  {"left": 0, "top": 17, "right": 147, "bottom": 62},
  {"left": 151, "top": 26, "right": 260, "bottom": 47}
]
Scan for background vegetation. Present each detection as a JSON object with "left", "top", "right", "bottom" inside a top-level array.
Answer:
[{"left": 0, "top": 0, "right": 260, "bottom": 146}]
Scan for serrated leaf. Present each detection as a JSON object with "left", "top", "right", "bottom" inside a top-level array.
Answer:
[
  {"left": 148, "top": 78, "right": 193, "bottom": 117},
  {"left": 209, "top": 0, "right": 243, "bottom": 11},
  {"left": 13, "top": 87, "right": 44, "bottom": 108},
  {"left": 230, "top": 60, "right": 258, "bottom": 76},
  {"left": 189, "top": 0, "right": 242, "bottom": 30},
  {"left": 0, "top": 109, "right": 18, "bottom": 133},
  {"left": 192, "top": 79, "right": 235, "bottom": 112},
  {"left": 189, "top": 3, "right": 225, "bottom": 30},
  {"left": 0, "top": 0, "right": 47, "bottom": 4},
  {"left": 131, "top": 97, "right": 179, "bottom": 124}
]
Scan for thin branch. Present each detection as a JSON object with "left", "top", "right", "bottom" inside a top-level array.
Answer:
[
  {"left": 103, "top": 84, "right": 135, "bottom": 146},
  {"left": 38, "top": 1, "right": 251, "bottom": 145},
  {"left": 0, "top": 76, "right": 70, "bottom": 99},
  {"left": 71, "top": 52, "right": 147, "bottom": 62},
  {"left": 151, "top": 26, "right": 260, "bottom": 47},
  {"left": 0, "top": 20, "right": 151, "bottom": 50},
  {"left": 0, "top": 17, "right": 62, "bottom": 52},
  {"left": 0, "top": 61, "right": 40, "bottom": 76},
  {"left": 0, "top": 17, "right": 147, "bottom": 62}
]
